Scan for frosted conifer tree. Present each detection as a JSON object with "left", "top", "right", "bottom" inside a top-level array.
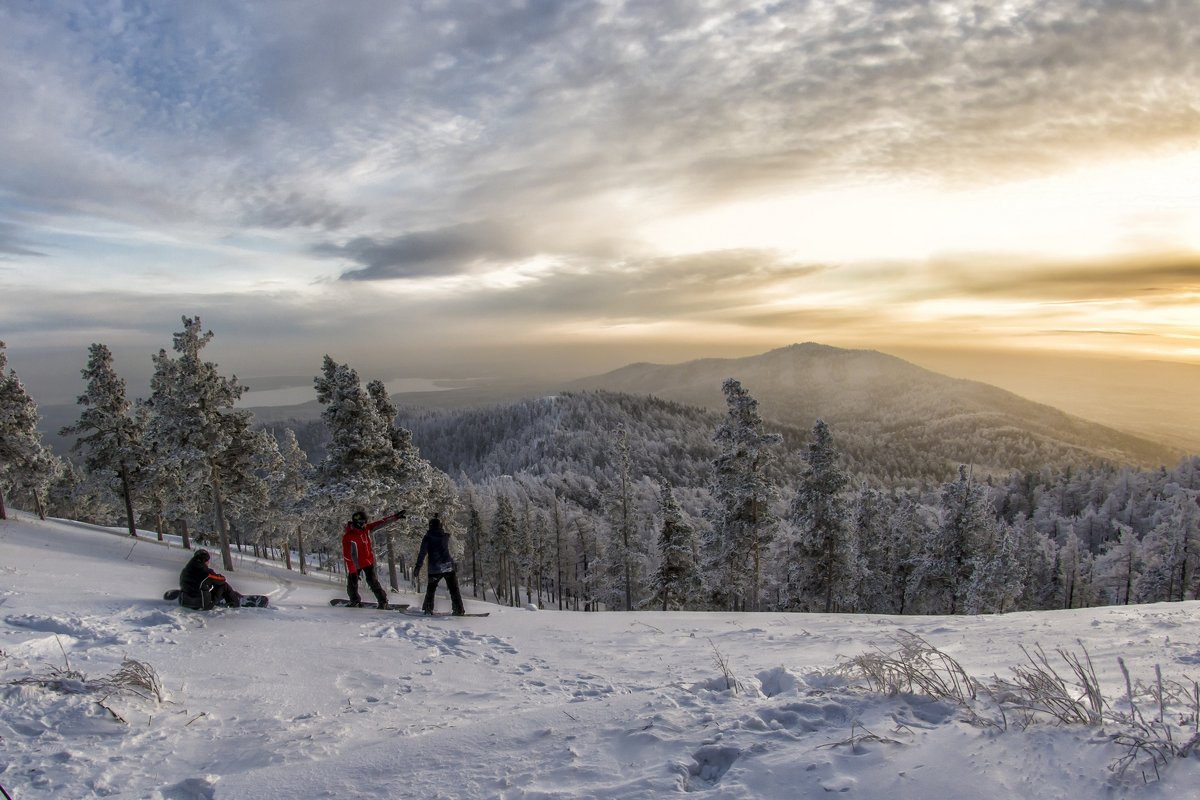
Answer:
[
  {"left": 704, "top": 378, "right": 782, "bottom": 611},
  {"left": 1057, "top": 529, "right": 1095, "bottom": 609},
  {"left": 463, "top": 495, "right": 486, "bottom": 596},
  {"left": 1134, "top": 491, "right": 1199, "bottom": 602},
  {"left": 365, "top": 377, "right": 438, "bottom": 588},
  {"left": 601, "top": 426, "right": 644, "bottom": 610},
  {"left": 144, "top": 317, "right": 250, "bottom": 569},
  {"left": 486, "top": 493, "right": 519, "bottom": 605},
  {"left": 910, "top": 465, "right": 995, "bottom": 614},
  {"left": 651, "top": 481, "right": 701, "bottom": 610},
  {"left": 851, "top": 486, "right": 896, "bottom": 614},
  {"left": 271, "top": 428, "right": 316, "bottom": 573},
  {"left": 219, "top": 420, "right": 279, "bottom": 555},
  {"left": 1093, "top": 523, "right": 1142, "bottom": 605},
  {"left": 0, "top": 341, "right": 60, "bottom": 520},
  {"left": 964, "top": 520, "right": 1025, "bottom": 614},
  {"left": 314, "top": 360, "right": 437, "bottom": 590},
  {"left": 889, "top": 493, "right": 930, "bottom": 614},
  {"left": 785, "top": 419, "right": 854, "bottom": 612},
  {"left": 314, "top": 357, "right": 395, "bottom": 504},
  {"left": 61, "top": 343, "right": 145, "bottom": 536}
]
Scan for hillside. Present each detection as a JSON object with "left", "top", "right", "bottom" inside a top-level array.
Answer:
[{"left": 565, "top": 342, "right": 1183, "bottom": 478}]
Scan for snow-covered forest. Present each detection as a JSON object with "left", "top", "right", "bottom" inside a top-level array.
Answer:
[{"left": 3, "top": 318, "right": 1199, "bottom": 617}]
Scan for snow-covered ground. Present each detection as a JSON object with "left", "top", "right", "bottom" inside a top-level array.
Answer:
[{"left": 1, "top": 511, "right": 1197, "bottom": 799}]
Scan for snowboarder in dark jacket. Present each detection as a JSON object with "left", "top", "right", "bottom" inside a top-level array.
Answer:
[
  {"left": 414, "top": 515, "right": 466, "bottom": 615},
  {"left": 178, "top": 549, "right": 242, "bottom": 609},
  {"left": 342, "top": 509, "right": 405, "bottom": 608}
]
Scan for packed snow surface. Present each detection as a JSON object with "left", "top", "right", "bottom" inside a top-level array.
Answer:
[{"left": 1, "top": 511, "right": 1197, "bottom": 799}]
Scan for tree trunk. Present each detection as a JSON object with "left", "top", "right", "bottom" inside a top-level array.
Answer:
[
  {"left": 385, "top": 532, "right": 398, "bottom": 591},
  {"left": 554, "top": 496, "right": 564, "bottom": 610},
  {"left": 0, "top": 484, "right": 7, "bottom": 520},
  {"left": 208, "top": 460, "right": 233, "bottom": 571},
  {"left": 297, "top": 526, "right": 307, "bottom": 575},
  {"left": 119, "top": 460, "right": 137, "bottom": 536}
]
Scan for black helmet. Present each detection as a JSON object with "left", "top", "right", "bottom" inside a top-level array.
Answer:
[
  {"left": 194, "top": 548, "right": 210, "bottom": 562},
  {"left": 351, "top": 510, "right": 367, "bottom": 524}
]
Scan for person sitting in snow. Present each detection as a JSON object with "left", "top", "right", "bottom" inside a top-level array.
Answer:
[
  {"left": 414, "top": 514, "right": 466, "bottom": 616},
  {"left": 342, "top": 509, "right": 405, "bottom": 608},
  {"left": 178, "top": 549, "right": 242, "bottom": 609}
]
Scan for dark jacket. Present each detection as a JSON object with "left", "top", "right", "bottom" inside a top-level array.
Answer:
[
  {"left": 179, "top": 551, "right": 229, "bottom": 608},
  {"left": 415, "top": 518, "right": 456, "bottom": 575}
]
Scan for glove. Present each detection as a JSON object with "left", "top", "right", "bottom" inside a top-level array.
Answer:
[{"left": 395, "top": 509, "right": 406, "bottom": 519}]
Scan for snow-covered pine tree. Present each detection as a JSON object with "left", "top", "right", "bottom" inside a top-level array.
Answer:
[
  {"left": 704, "top": 378, "right": 782, "bottom": 611},
  {"left": 270, "top": 428, "right": 316, "bottom": 573},
  {"left": 219, "top": 419, "right": 280, "bottom": 557},
  {"left": 0, "top": 341, "right": 60, "bottom": 520},
  {"left": 784, "top": 419, "right": 855, "bottom": 613},
  {"left": 910, "top": 465, "right": 996, "bottom": 614},
  {"left": 850, "top": 485, "right": 894, "bottom": 614},
  {"left": 600, "top": 426, "right": 645, "bottom": 610},
  {"left": 1134, "top": 490, "right": 1199, "bottom": 603},
  {"left": 964, "top": 519, "right": 1025, "bottom": 614},
  {"left": 462, "top": 489, "right": 485, "bottom": 597},
  {"left": 889, "top": 492, "right": 930, "bottom": 614},
  {"left": 60, "top": 343, "right": 146, "bottom": 536},
  {"left": 366, "top": 377, "right": 439, "bottom": 589},
  {"left": 486, "top": 492, "right": 518, "bottom": 605},
  {"left": 651, "top": 480, "right": 701, "bottom": 610},
  {"left": 1057, "top": 528, "right": 1095, "bottom": 609},
  {"left": 144, "top": 317, "right": 250, "bottom": 569},
  {"left": 1092, "top": 523, "right": 1142, "bottom": 605},
  {"left": 313, "top": 358, "right": 427, "bottom": 587}
]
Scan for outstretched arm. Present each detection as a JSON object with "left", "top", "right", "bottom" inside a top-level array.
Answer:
[{"left": 366, "top": 511, "right": 406, "bottom": 532}]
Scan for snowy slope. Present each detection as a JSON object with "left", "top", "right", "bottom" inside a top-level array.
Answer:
[{"left": 1, "top": 511, "right": 1198, "bottom": 799}]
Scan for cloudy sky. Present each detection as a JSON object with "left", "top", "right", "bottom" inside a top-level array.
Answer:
[{"left": 1, "top": 0, "right": 1198, "bottom": 405}]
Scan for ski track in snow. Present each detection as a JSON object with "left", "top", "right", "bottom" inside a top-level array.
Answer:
[{"left": 2, "top": 513, "right": 1199, "bottom": 799}]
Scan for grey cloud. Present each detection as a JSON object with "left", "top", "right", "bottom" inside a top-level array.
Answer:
[
  {"left": 317, "top": 222, "right": 533, "bottom": 280},
  {"left": 239, "top": 187, "right": 361, "bottom": 231},
  {"left": 0, "top": 221, "right": 44, "bottom": 257}
]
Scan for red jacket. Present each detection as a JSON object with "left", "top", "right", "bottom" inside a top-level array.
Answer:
[{"left": 342, "top": 513, "right": 404, "bottom": 572}]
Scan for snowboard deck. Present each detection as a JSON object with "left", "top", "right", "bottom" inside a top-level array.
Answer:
[
  {"left": 163, "top": 588, "right": 270, "bottom": 608},
  {"left": 403, "top": 609, "right": 490, "bottom": 618},
  {"left": 328, "top": 598, "right": 411, "bottom": 610}
]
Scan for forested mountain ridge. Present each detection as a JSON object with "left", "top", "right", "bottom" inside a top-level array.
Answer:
[{"left": 563, "top": 342, "right": 1182, "bottom": 479}]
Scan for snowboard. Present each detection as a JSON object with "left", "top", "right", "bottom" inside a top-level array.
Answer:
[
  {"left": 328, "top": 598, "right": 411, "bottom": 610},
  {"left": 403, "top": 609, "right": 490, "bottom": 618},
  {"left": 164, "top": 589, "right": 270, "bottom": 608}
]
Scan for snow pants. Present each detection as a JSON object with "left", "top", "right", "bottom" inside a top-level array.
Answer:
[
  {"left": 422, "top": 571, "right": 465, "bottom": 615},
  {"left": 181, "top": 578, "right": 242, "bottom": 609},
  {"left": 347, "top": 564, "right": 388, "bottom": 606}
]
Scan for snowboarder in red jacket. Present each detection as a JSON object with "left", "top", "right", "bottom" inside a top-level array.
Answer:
[{"left": 342, "top": 509, "right": 404, "bottom": 608}]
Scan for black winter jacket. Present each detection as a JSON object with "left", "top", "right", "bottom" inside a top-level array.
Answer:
[
  {"left": 179, "top": 552, "right": 228, "bottom": 596},
  {"left": 415, "top": 520, "right": 456, "bottom": 575}
]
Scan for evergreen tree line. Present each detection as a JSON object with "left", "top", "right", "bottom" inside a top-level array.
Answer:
[{"left": 2, "top": 324, "right": 1198, "bottom": 614}]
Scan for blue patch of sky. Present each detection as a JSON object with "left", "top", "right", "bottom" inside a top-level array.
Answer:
[{"left": 78, "top": 2, "right": 259, "bottom": 141}]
